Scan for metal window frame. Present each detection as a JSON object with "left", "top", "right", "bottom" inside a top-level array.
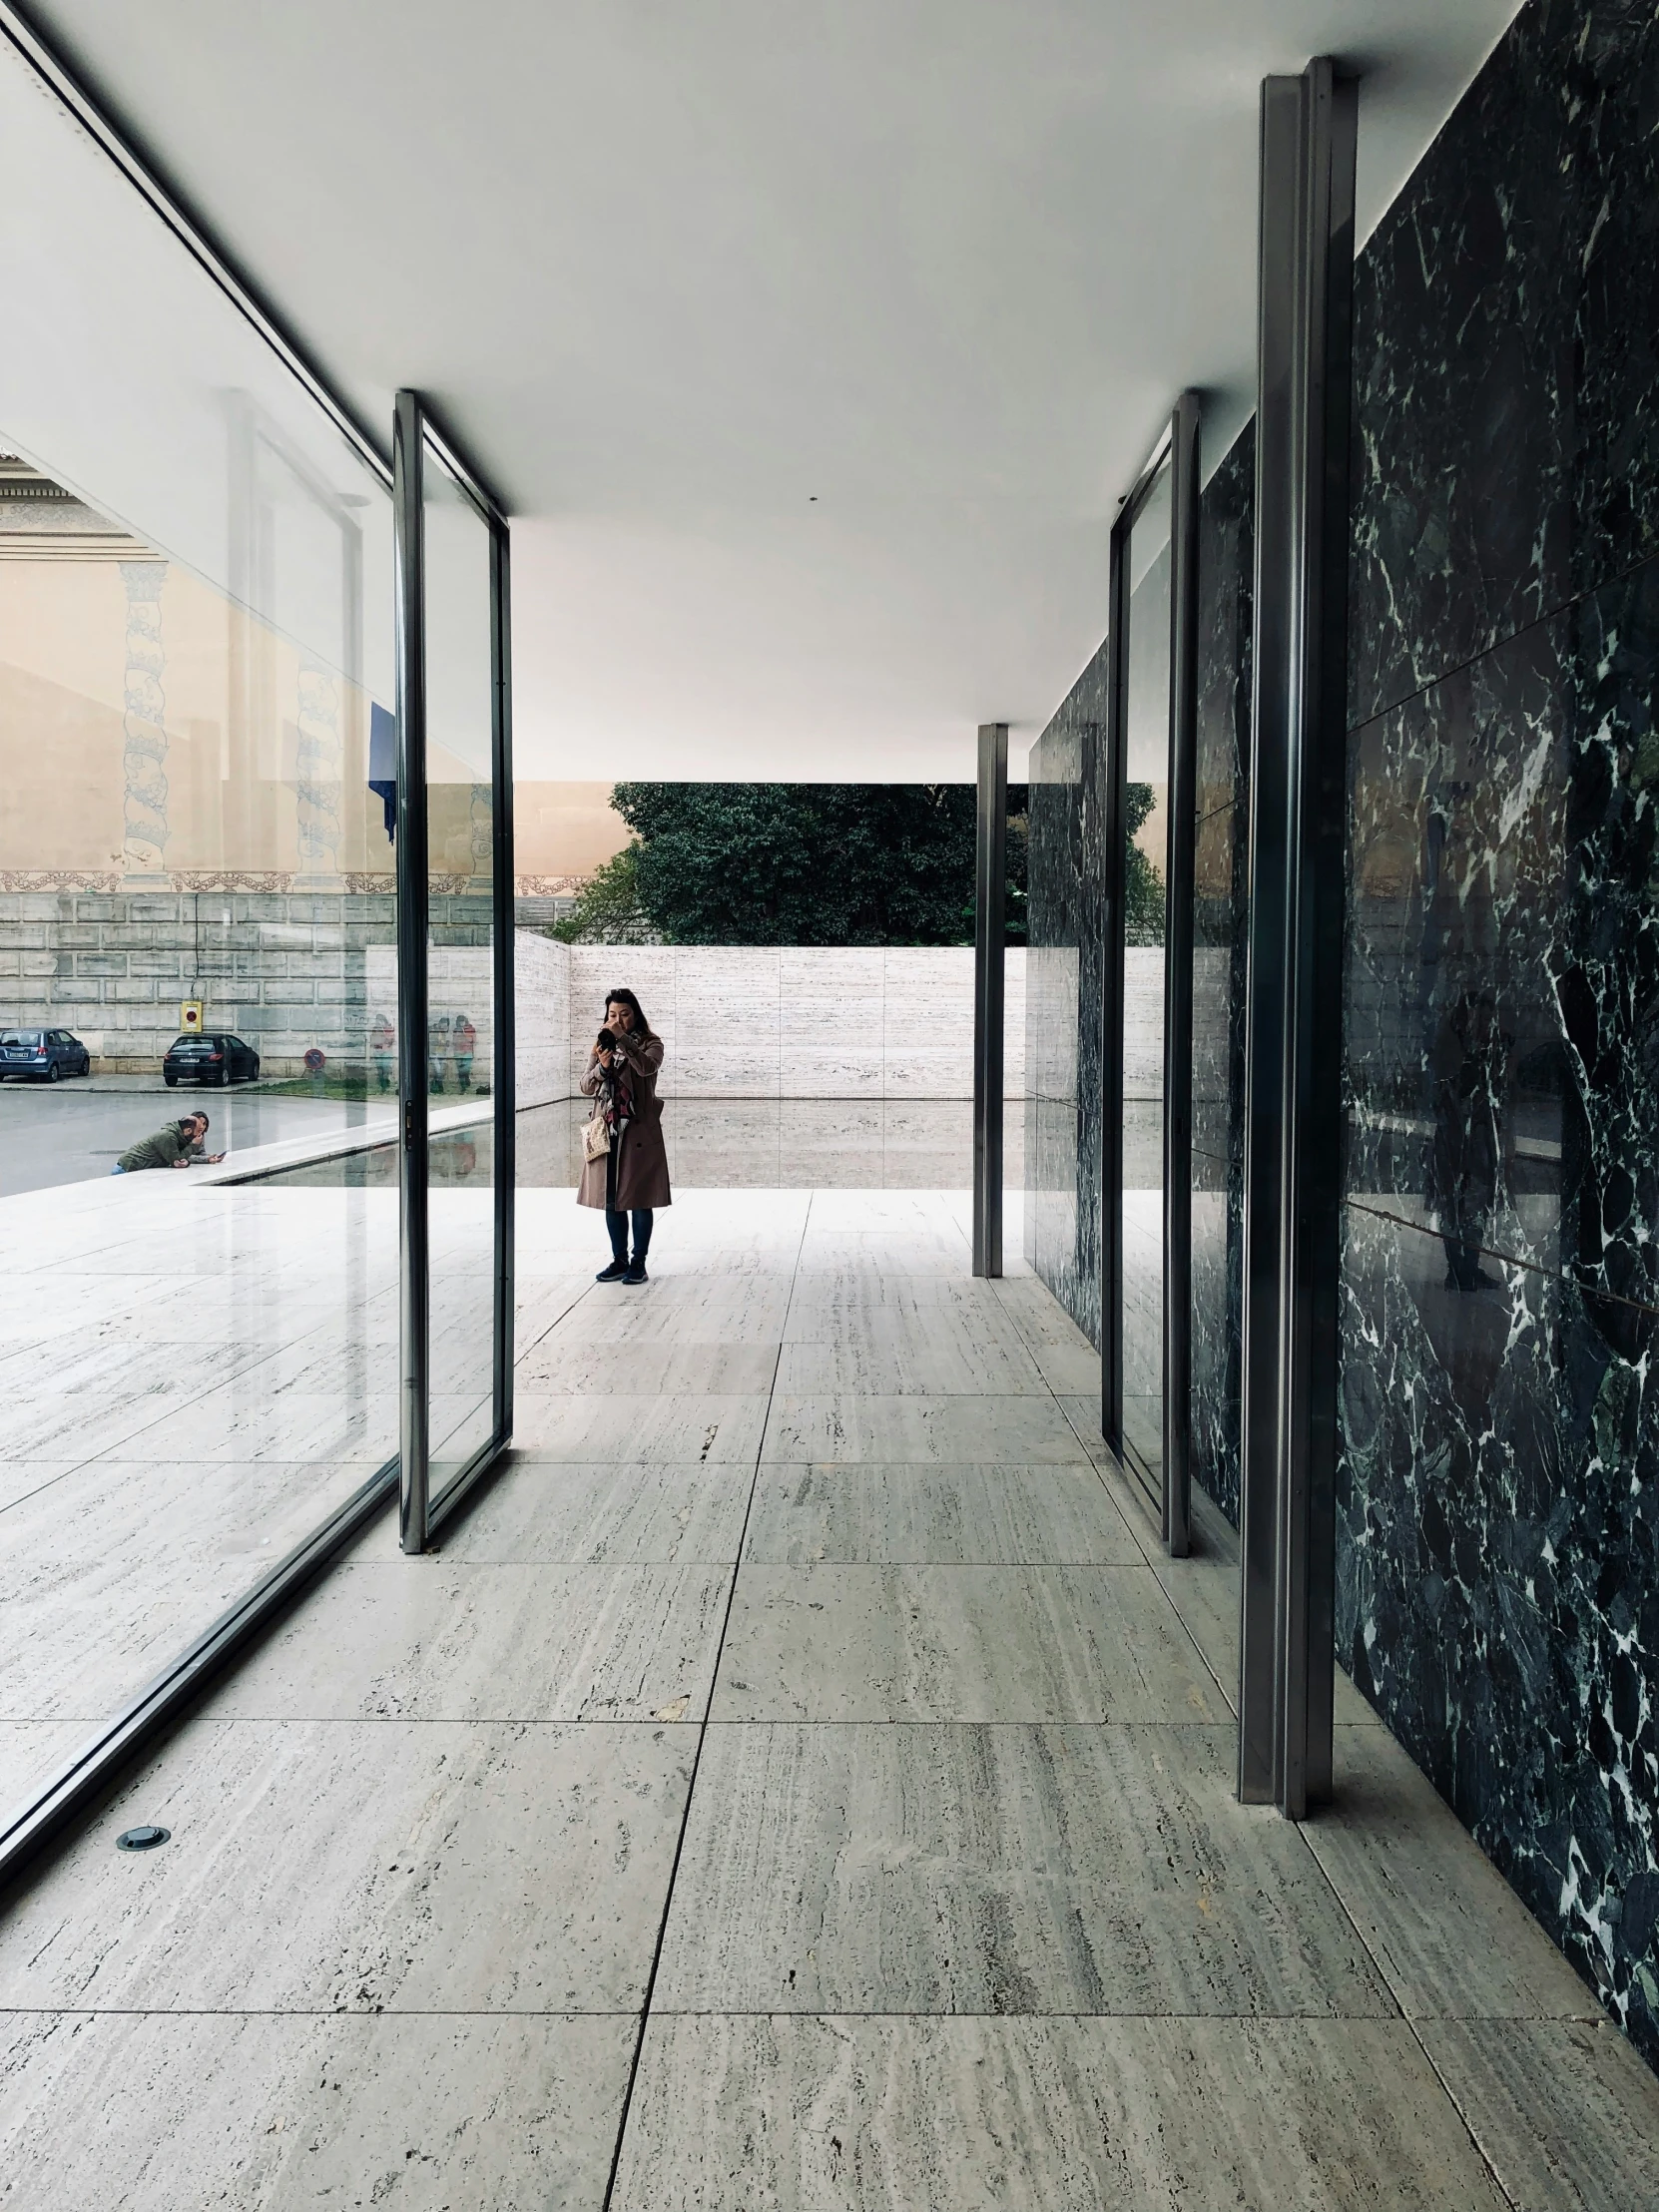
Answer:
[
  {"left": 1238, "top": 58, "right": 1358, "bottom": 1816},
  {"left": 0, "top": 1461, "right": 396, "bottom": 1890},
  {"left": 1164, "top": 392, "right": 1202, "bottom": 1559},
  {"left": 1101, "top": 395, "right": 1201, "bottom": 1557},
  {"left": 393, "top": 390, "right": 515, "bottom": 1553},
  {"left": 972, "top": 722, "right": 1009, "bottom": 1278},
  {"left": 0, "top": 0, "right": 405, "bottom": 1897},
  {"left": 0, "top": 5, "right": 389, "bottom": 488}
]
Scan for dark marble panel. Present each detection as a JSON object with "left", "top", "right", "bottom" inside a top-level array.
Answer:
[
  {"left": 1341, "top": 547, "right": 1659, "bottom": 2064},
  {"left": 1024, "top": 643, "right": 1108, "bottom": 1349},
  {"left": 1347, "top": 554, "right": 1659, "bottom": 1323},
  {"left": 1338, "top": 1203, "right": 1659, "bottom": 2062},
  {"left": 1349, "top": 0, "right": 1659, "bottom": 729},
  {"left": 1190, "top": 422, "right": 1254, "bottom": 1529},
  {"left": 1347, "top": 603, "right": 1569, "bottom": 1284}
]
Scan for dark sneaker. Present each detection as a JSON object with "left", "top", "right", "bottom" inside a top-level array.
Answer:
[
  {"left": 624, "top": 1257, "right": 649, "bottom": 1285},
  {"left": 596, "top": 1257, "right": 628, "bottom": 1282}
]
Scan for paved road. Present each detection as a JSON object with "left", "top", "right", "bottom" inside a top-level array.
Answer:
[{"left": 0, "top": 1082, "right": 382, "bottom": 1197}]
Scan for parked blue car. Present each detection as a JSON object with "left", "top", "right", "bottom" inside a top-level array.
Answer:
[{"left": 0, "top": 1027, "right": 91, "bottom": 1081}]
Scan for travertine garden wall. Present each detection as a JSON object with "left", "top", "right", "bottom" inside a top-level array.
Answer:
[{"left": 554, "top": 945, "right": 1026, "bottom": 1100}]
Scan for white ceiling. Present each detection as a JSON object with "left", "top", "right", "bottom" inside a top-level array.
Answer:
[{"left": 34, "top": 0, "right": 1517, "bottom": 781}]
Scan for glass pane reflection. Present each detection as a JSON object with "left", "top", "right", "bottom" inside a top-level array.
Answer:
[
  {"left": 421, "top": 440, "right": 497, "bottom": 1491},
  {"left": 1120, "top": 456, "right": 1173, "bottom": 1495}
]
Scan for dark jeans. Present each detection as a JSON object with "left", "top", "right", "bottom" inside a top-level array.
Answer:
[
  {"left": 606, "top": 1206, "right": 654, "bottom": 1264},
  {"left": 604, "top": 1138, "right": 653, "bottom": 1262}
]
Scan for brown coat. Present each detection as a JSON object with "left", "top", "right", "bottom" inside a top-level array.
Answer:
[{"left": 577, "top": 1031, "right": 672, "bottom": 1210}]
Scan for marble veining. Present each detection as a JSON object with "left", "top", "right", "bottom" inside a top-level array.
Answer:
[
  {"left": 1348, "top": 0, "right": 1659, "bottom": 731},
  {"left": 1337, "top": 0, "right": 1659, "bottom": 2072}
]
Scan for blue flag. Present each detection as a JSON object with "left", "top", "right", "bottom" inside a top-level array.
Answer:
[{"left": 368, "top": 702, "right": 396, "bottom": 842}]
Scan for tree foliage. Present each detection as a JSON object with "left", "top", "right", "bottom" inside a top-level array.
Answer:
[
  {"left": 1124, "top": 781, "right": 1166, "bottom": 946},
  {"left": 560, "top": 783, "right": 1028, "bottom": 948},
  {"left": 550, "top": 843, "right": 657, "bottom": 944}
]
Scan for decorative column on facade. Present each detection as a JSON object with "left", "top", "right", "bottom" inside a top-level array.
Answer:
[
  {"left": 468, "top": 781, "right": 493, "bottom": 886},
  {"left": 293, "top": 655, "right": 344, "bottom": 888},
  {"left": 118, "top": 559, "right": 170, "bottom": 884}
]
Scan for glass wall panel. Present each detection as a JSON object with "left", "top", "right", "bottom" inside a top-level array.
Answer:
[
  {"left": 0, "top": 36, "right": 397, "bottom": 1826},
  {"left": 1119, "top": 457, "right": 1173, "bottom": 1499},
  {"left": 421, "top": 440, "right": 498, "bottom": 1494}
]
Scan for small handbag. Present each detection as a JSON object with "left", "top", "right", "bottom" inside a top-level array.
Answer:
[{"left": 583, "top": 1109, "right": 611, "bottom": 1163}]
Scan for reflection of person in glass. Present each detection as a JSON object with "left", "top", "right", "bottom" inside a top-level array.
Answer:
[
  {"left": 428, "top": 1014, "right": 450, "bottom": 1095},
  {"left": 370, "top": 1012, "right": 395, "bottom": 1095},
  {"left": 452, "top": 1012, "right": 477, "bottom": 1093},
  {"left": 1429, "top": 989, "right": 1513, "bottom": 1292},
  {"left": 579, "top": 987, "right": 671, "bottom": 1284}
]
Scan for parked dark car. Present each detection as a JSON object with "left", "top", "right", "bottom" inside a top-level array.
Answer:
[
  {"left": 163, "top": 1033, "right": 261, "bottom": 1087},
  {"left": 0, "top": 1026, "right": 91, "bottom": 1081}
]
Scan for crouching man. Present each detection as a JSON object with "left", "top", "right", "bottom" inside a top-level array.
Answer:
[{"left": 114, "top": 1111, "right": 225, "bottom": 1173}]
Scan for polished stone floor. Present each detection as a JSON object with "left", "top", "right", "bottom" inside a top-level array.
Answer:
[{"left": 3, "top": 1186, "right": 1657, "bottom": 2209}]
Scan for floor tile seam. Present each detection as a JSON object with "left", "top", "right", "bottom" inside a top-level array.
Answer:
[
  {"left": 694, "top": 1718, "right": 1242, "bottom": 1731},
  {"left": 985, "top": 1281, "right": 1222, "bottom": 1621},
  {"left": 511, "top": 1275, "right": 603, "bottom": 1363},
  {"left": 900, "top": 1279, "right": 1248, "bottom": 1728},
  {"left": 983, "top": 1282, "right": 1157, "bottom": 1571},
  {"left": 1296, "top": 1816, "right": 1604, "bottom": 2201},
  {"left": 1280, "top": 1785, "right": 1519, "bottom": 2197},
  {"left": 0, "top": 1715, "right": 1249, "bottom": 1729},
  {"left": 726, "top": 1558, "right": 1174, "bottom": 1574},
  {"left": 1388, "top": 2013, "right": 1526, "bottom": 2210},
  {"left": 0, "top": 1715, "right": 725, "bottom": 1731},
  {"left": 0, "top": 1461, "right": 104, "bottom": 1523},
  {"left": 1140, "top": 1575, "right": 1242, "bottom": 1720},
  {"left": 0, "top": 2004, "right": 647, "bottom": 2020},
  {"left": 630, "top": 2005, "right": 1471, "bottom": 2024},
  {"left": 1, "top": 1338, "right": 327, "bottom": 1468},
  {"left": 0, "top": 1712, "right": 1242, "bottom": 1732},
  {"left": 209, "top": 1551, "right": 1154, "bottom": 1568},
  {"left": 599, "top": 1190, "right": 817, "bottom": 2212}
]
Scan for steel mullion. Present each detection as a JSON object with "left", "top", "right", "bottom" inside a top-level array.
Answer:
[
  {"left": 973, "top": 723, "right": 1008, "bottom": 1278},
  {"left": 394, "top": 391, "right": 431, "bottom": 1554},
  {"left": 490, "top": 506, "right": 516, "bottom": 1458},
  {"left": 1163, "top": 391, "right": 1202, "bottom": 1559}
]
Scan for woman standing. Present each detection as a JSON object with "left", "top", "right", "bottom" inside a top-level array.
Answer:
[{"left": 579, "top": 986, "right": 671, "bottom": 1283}]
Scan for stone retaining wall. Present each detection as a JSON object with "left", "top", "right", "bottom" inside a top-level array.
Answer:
[{"left": 0, "top": 892, "right": 1025, "bottom": 1100}]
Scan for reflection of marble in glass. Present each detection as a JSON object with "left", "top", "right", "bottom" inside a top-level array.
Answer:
[
  {"left": 1024, "top": 655, "right": 1107, "bottom": 1354},
  {"left": 1120, "top": 460, "right": 1172, "bottom": 1497},
  {"left": 1190, "top": 422, "right": 1253, "bottom": 1531}
]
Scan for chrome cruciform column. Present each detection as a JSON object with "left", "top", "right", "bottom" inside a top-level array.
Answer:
[
  {"left": 1238, "top": 58, "right": 1359, "bottom": 1815},
  {"left": 972, "top": 722, "right": 1008, "bottom": 1278}
]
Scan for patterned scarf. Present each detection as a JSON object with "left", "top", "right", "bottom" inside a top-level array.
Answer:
[{"left": 600, "top": 1044, "right": 636, "bottom": 1133}]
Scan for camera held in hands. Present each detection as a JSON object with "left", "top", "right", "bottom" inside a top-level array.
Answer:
[{"left": 597, "top": 1027, "right": 620, "bottom": 1055}]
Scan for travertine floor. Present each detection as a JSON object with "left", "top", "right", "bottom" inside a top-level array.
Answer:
[{"left": 3, "top": 1186, "right": 1657, "bottom": 2209}]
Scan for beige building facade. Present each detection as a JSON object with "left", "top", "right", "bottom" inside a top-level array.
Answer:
[{"left": 0, "top": 455, "right": 627, "bottom": 1071}]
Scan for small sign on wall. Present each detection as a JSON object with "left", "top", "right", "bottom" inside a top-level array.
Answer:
[{"left": 180, "top": 999, "right": 205, "bottom": 1034}]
